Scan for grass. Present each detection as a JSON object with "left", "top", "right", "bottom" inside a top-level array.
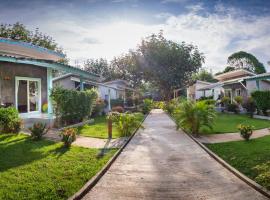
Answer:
[
  {"left": 0, "top": 134, "right": 117, "bottom": 200},
  {"left": 201, "top": 113, "right": 270, "bottom": 134},
  {"left": 78, "top": 112, "right": 145, "bottom": 139},
  {"left": 206, "top": 136, "right": 270, "bottom": 188}
]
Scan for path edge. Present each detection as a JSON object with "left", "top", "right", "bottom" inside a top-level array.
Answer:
[
  {"left": 68, "top": 112, "right": 149, "bottom": 200},
  {"left": 166, "top": 112, "right": 270, "bottom": 199}
]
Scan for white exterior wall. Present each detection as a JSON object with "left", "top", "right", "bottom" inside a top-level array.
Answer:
[{"left": 98, "top": 85, "right": 118, "bottom": 100}]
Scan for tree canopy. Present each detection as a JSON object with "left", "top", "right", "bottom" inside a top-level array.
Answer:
[
  {"left": 228, "top": 51, "right": 266, "bottom": 74},
  {"left": 192, "top": 69, "right": 217, "bottom": 83},
  {"left": 0, "top": 22, "right": 64, "bottom": 54}
]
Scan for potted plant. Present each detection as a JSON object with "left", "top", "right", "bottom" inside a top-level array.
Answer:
[{"left": 238, "top": 124, "right": 254, "bottom": 141}]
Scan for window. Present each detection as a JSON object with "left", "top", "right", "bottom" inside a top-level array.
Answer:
[{"left": 235, "top": 89, "right": 241, "bottom": 96}]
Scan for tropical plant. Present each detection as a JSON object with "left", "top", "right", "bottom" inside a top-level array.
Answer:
[
  {"left": 142, "top": 98, "right": 153, "bottom": 114},
  {"left": 29, "top": 122, "right": 49, "bottom": 140},
  {"left": 60, "top": 128, "right": 77, "bottom": 147},
  {"left": 221, "top": 96, "right": 230, "bottom": 106},
  {"left": 192, "top": 69, "right": 217, "bottom": 83},
  {"left": 254, "top": 162, "right": 270, "bottom": 189},
  {"left": 164, "top": 99, "right": 179, "bottom": 115},
  {"left": 234, "top": 96, "right": 243, "bottom": 105},
  {"left": 174, "top": 100, "right": 216, "bottom": 136},
  {"left": 0, "top": 107, "right": 22, "bottom": 133},
  {"left": 238, "top": 124, "right": 253, "bottom": 141},
  {"left": 110, "top": 112, "right": 144, "bottom": 137},
  {"left": 153, "top": 101, "right": 165, "bottom": 109}
]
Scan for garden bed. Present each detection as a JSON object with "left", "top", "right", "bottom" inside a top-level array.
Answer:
[
  {"left": 0, "top": 134, "right": 117, "bottom": 200},
  {"left": 206, "top": 136, "right": 270, "bottom": 190},
  {"left": 201, "top": 113, "right": 270, "bottom": 134}
]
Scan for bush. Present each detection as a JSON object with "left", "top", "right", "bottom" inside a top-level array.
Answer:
[
  {"left": 234, "top": 96, "right": 243, "bottom": 105},
  {"left": 251, "top": 91, "right": 270, "bottom": 116},
  {"left": 227, "top": 103, "right": 239, "bottom": 113},
  {"left": 254, "top": 162, "right": 270, "bottom": 189},
  {"left": 238, "top": 124, "right": 253, "bottom": 141},
  {"left": 174, "top": 100, "right": 216, "bottom": 136},
  {"left": 142, "top": 99, "right": 153, "bottom": 114},
  {"left": 153, "top": 101, "right": 165, "bottom": 109},
  {"left": 60, "top": 128, "right": 77, "bottom": 147},
  {"left": 243, "top": 97, "right": 256, "bottom": 118},
  {"left": 110, "top": 112, "right": 144, "bottom": 137},
  {"left": 199, "top": 99, "right": 216, "bottom": 105},
  {"left": 111, "top": 98, "right": 124, "bottom": 107},
  {"left": 164, "top": 99, "right": 179, "bottom": 115},
  {"left": 50, "top": 87, "right": 98, "bottom": 126},
  {"left": 221, "top": 96, "right": 230, "bottom": 106},
  {"left": 92, "top": 98, "right": 106, "bottom": 117},
  {"left": 29, "top": 122, "right": 49, "bottom": 140},
  {"left": 0, "top": 107, "right": 21, "bottom": 133},
  {"left": 112, "top": 106, "right": 124, "bottom": 113},
  {"left": 198, "top": 96, "right": 214, "bottom": 101}
]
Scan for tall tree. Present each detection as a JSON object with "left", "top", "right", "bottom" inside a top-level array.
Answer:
[
  {"left": 83, "top": 58, "right": 110, "bottom": 79},
  {"left": 228, "top": 51, "right": 266, "bottom": 74},
  {"left": 135, "top": 31, "right": 204, "bottom": 100},
  {"left": 192, "top": 69, "right": 217, "bottom": 83}
]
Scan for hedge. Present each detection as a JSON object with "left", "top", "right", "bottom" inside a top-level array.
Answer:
[
  {"left": 0, "top": 107, "right": 21, "bottom": 133},
  {"left": 50, "top": 87, "right": 98, "bottom": 126},
  {"left": 251, "top": 90, "right": 270, "bottom": 115}
]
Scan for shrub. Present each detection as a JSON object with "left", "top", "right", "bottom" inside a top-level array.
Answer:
[
  {"left": 111, "top": 98, "right": 124, "bottom": 107},
  {"left": 198, "top": 96, "right": 214, "bottom": 101},
  {"left": 0, "top": 107, "right": 21, "bottom": 133},
  {"left": 60, "top": 128, "right": 77, "bottom": 147},
  {"left": 234, "top": 96, "right": 243, "bottom": 105},
  {"left": 254, "top": 162, "right": 270, "bottom": 189},
  {"left": 200, "top": 99, "right": 216, "bottom": 105},
  {"left": 142, "top": 99, "right": 153, "bottom": 114},
  {"left": 92, "top": 98, "right": 106, "bottom": 117},
  {"left": 227, "top": 103, "right": 239, "bottom": 113},
  {"left": 110, "top": 112, "right": 144, "bottom": 137},
  {"left": 174, "top": 100, "right": 216, "bottom": 136},
  {"left": 50, "top": 87, "right": 98, "bottom": 126},
  {"left": 238, "top": 124, "right": 253, "bottom": 141},
  {"left": 164, "top": 99, "right": 179, "bottom": 115},
  {"left": 112, "top": 106, "right": 124, "bottom": 113},
  {"left": 153, "top": 101, "right": 165, "bottom": 109},
  {"left": 243, "top": 97, "right": 256, "bottom": 118},
  {"left": 221, "top": 96, "right": 230, "bottom": 106},
  {"left": 251, "top": 91, "right": 270, "bottom": 116},
  {"left": 29, "top": 122, "right": 49, "bottom": 140}
]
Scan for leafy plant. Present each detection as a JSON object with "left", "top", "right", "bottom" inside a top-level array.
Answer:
[
  {"left": 243, "top": 97, "right": 256, "bottom": 118},
  {"left": 29, "top": 122, "right": 49, "bottom": 140},
  {"left": 0, "top": 107, "right": 21, "bottom": 133},
  {"left": 251, "top": 91, "right": 270, "bottom": 116},
  {"left": 50, "top": 87, "right": 98, "bottom": 126},
  {"left": 227, "top": 103, "right": 239, "bottom": 113},
  {"left": 59, "top": 128, "right": 77, "bottom": 147},
  {"left": 153, "top": 101, "right": 165, "bottom": 109},
  {"left": 92, "top": 98, "right": 106, "bottom": 117},
  {"left": 142, "top": 98, "right": 153, "bottom": 114},
  {"left": 254, "top": 162, "right": 270, "bottom": 189},
  {"left": 164, "top": 99, "right": 179, "bottom": 115},
  {"left": 238, "top": 124, "right": 253, "bottom": 141},
  {"left": 110, "top": 112, "right": 144, "bottom": 137},
  {"left": 112, "top": 106, "right": 124, "bottom": 113},
  {"left": 234, "top": 96, "right": 243, "bottom": 105},
  {"left": 221, "top": 96, "right": 230, "bottom": 106},
  {"left": 174, "top": 100, "right": 216, "bottom": 136}
]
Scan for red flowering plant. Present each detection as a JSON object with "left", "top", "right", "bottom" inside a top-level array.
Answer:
[
  {"left": 59, "top": 128, "right": 77, "bottom": 147},
  {"left": 29, "top": 122, "right": 49, "bottom": 140}
]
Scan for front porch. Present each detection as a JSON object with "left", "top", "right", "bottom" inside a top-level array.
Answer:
[{"left": 20, "top": 112, "right": 56, "bottom": 128}]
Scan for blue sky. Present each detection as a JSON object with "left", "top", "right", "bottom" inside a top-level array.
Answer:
[{"left": 0, "top": 0, "right": 269, "bottom": 72}]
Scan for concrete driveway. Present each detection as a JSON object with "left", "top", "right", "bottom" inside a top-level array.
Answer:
[{"left": 82, "top": 109, "right": 268, "bottom": 200}]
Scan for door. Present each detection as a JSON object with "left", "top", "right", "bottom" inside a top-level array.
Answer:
[{"left": 15, "top": 77, "right": 41, "bottom": 113}]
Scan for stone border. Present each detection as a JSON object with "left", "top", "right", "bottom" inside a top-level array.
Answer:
[
  {"left": 68, "top": 112, "right": 149, "bottom": 200},
  {"left": 254, "top": 114, "right": 270, "bottom": 121},
  {"left": 166, "top": 113, "right": 270, "bottom": 198}
]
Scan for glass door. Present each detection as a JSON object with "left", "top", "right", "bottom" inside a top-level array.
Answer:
[{"left": 16, "top": 77, "right": 41, "bottom": 113}]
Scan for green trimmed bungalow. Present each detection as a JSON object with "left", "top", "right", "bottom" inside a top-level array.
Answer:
[{"left": 0, "top": 37, "right": 99, "bottom": 127}]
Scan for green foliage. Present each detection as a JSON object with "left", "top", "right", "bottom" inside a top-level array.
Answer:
[
  {"left": 234, "top": 96, "right": 243, "bottom": 104},
  {"left": 29, "top": 122, "right": 49, "bottom": 140},
  {"left": 0, "top": 107, "right": 21, "bottom": 133},
  {"left": 227, "top": 103, "right": 239, "bottom": 113},
  {"left": 0, "top": 22, "right": 64, "bottom": 54},
  {"left": 142, "top": 98, "right": 153, "bottom": 114},
  {"left": 221, "top": 96, "right": 230, "bottom": 106},
  {"left": 60, "top": 128, "right": 77, "bottom": 147},
  {"left": 92, "top": 98, "right": 106, "bottom": 117},
  {"left": 153, "top": 101, "right": 165, "bottom": 109},
  {"left": 251, "top": 91, "right": 270, "bottom": 115},
  {"left": 228, "top": 51, "right": 266, "bottom": 74},
  {"left": 83, "top": 58, "right": 110, "bottom": 78},
  {"left": 110, "top": 112, "right": 144, "bottom": 137},
  {"left": 198, "top": 96, "right": 214, "bottom": 101},
  {"left": 238, "top": 124, "right": 253, "bottom": 141},
  {"left": 254, "top": 162, "right": 270, "bottom": 189},
  {"left": 192, "top": 69, "right": 217, "bottom": 83},
  {"left": 243, "top": 97, "right": 256, "bottom": 118},
  {"left": 110, "top": 98, "right": 124, "bottom": 107},
  {"left": 174, "top": 100, "right": 216, "bottom": 135},
  {"left": 50, "top": 87, "right": 98, "bottom": 126},
  {"left": 164, "top": 99, "right": 180, "bottom": 115},
  {"left": 199, "top": 99, "right": 216, "bottom": 105}
]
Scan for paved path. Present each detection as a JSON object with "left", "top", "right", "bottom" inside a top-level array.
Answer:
[
  {"left": 197, "top": 128, "right": 270, "bottom": 144},
  {"left": 82, "top": 109, "right": 268, "bottom": 200}
]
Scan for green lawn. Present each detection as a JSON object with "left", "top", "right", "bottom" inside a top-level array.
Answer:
[
  {"left": 206, "top": 136, "right": 270, "bottom": 189},
  {"left": 0, "top": 134, "right": 117, "bottom": 200},
  {"left": 78, "top": 113, "right": 145, "bottom": 139},
  {"left": 201, "top": 113, "right": 270, "bottom": 134}
]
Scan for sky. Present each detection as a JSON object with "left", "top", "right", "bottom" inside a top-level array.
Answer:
[{"left": 0, "top": 0, "right": 269, "bottom": 72}]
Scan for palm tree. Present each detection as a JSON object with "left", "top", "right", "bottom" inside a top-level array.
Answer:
[{"left": 174, "top": 100, "right": 216, "bottom": 136}]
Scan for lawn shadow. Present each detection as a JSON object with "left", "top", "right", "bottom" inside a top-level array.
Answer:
[{"left": 48, "top": 145, "right": 70, "bottom": 157}]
